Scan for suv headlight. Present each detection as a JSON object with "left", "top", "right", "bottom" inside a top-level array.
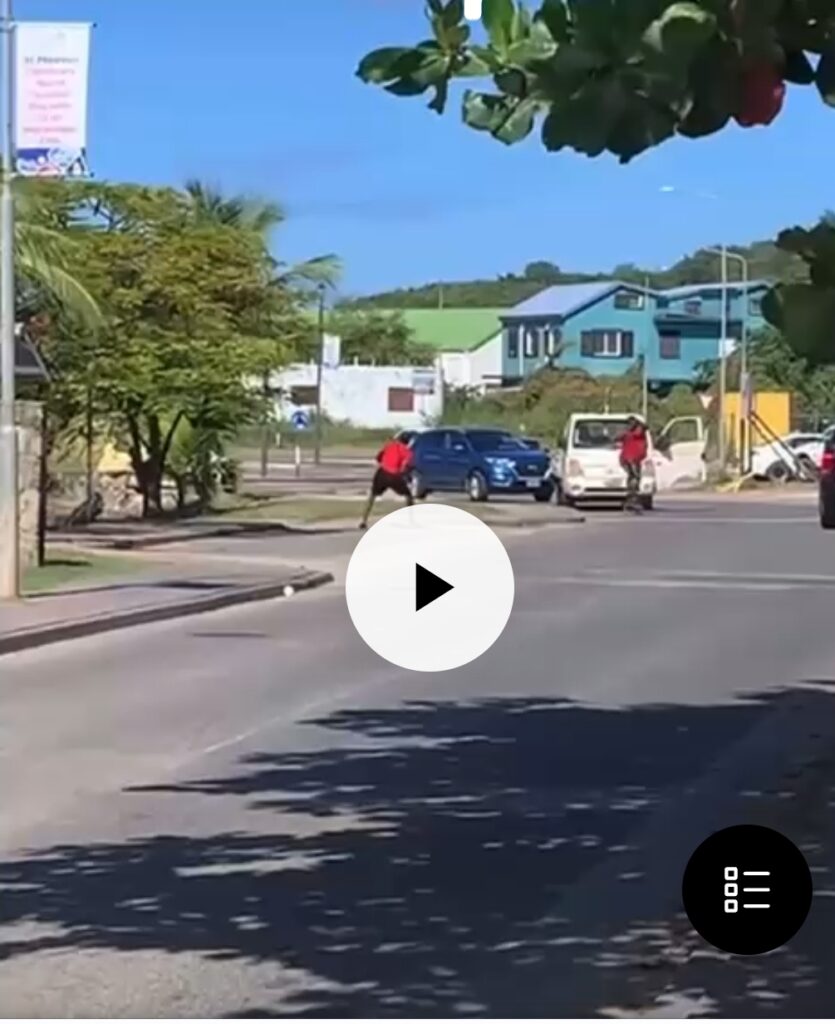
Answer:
[{"left": 484, "top": 457, "right": 515, "bottom": 475}]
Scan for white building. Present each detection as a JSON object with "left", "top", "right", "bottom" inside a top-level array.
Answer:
[
  {"left": 400, "top": 309, "right": 504, "bottom": 391},
  {"left": 272, "top": 361, "right": 443, "bottom": 430}
]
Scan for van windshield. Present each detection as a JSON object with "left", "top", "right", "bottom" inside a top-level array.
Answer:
[{"left": 572, "top": 419, "right": 631, "bottom": 450}]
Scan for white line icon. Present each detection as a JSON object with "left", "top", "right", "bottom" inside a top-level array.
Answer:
[
  {"left": 724, "top": 867, "right": 772, "bottom": 912},
  {"left": 464, "top": 0, "right": 483, "bottom": 21}
]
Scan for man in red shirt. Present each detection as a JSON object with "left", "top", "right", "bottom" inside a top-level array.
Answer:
[
  {"left": 359, "top": 432, "right": 414, "bottom": 529},
  {"left": 619, "top": 416, "right": 649, "bottom": 513}
]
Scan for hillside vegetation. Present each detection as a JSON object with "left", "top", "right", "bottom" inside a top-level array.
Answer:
[{"left": 346, "top": 242, "right": 807, "bottom": 311}]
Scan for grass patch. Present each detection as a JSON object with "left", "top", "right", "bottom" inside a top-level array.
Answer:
[{"left": 23, "top": 548, "right": 148, "bottom": 594}]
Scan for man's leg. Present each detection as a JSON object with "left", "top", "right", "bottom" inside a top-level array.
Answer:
[
  {"left": 625, "top": 463, "right": 641, "bottom": 511},
  {"left": 394, "top": 473, "right": 414, "bottom": 507},
  {"left": 359, "top": 470, "right": 384, "bottom": 528}
]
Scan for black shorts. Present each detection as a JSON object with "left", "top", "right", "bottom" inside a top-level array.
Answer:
[{"left": 371, "top": 468, "right": 411, "bottom": 497}]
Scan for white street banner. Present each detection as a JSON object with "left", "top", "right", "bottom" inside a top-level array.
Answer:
[{"left": 14, "top": 22, "right": 92, "bottom": 177}]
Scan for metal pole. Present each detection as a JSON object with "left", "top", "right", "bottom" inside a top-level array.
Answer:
[
  {"left": 259, "top": 370, "right": 269, "bottom": 478},
  {"left": 718, "top": 245, "right": 728, "bottom": 473},
  {"left": 739, "top": 257, "right": 749, "bottom": 474},
  {"left": 85, "top": 380, "right": 94, "bottom": 503},
  {"left": 641, "top": 273, "right": 650, "bottom": 421},
  {"left": 313, "top": 283, "right": 325, "bottom": 466},
  {"left": 0, "top": 0, "right": 17, "bottom": 599}
]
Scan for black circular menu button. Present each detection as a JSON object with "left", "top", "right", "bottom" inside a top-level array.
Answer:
[{"left": 682, "top": 824, "right": 812, "bottom": 955}]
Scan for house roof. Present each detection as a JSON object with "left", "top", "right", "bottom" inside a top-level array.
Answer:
[
  {"left": 400, "top": 308, "right": 504, "bottom": 352},
  {"left": 503, "top": 280, "right": 652, "bottom": 319},
  {"left": 662, "top": 279, "right": 770, "bottom": 297}
]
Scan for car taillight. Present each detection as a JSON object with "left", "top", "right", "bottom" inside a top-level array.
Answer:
[{"left": 821, "top": 451, "right": 835, "bottom": 474}]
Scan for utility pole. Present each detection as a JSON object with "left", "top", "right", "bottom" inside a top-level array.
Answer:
[
  {"left": 739, "top": 258, "right": 750, "bottom": 474},
  {"left": 641, "top": 273, "right": 650, "bottom": 422},
  {"left": 0, "top": 0, "right": 17, "bottom": 599},
  {"left": 718, "top": 245, "right": 728, "bottom": 473},
  {"left": 313, "top": 282, "right": 326, "bottom": 466}
]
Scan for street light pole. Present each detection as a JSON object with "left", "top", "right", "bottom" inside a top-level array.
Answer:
[
  {"left": 718, "top": 245, "right": 728, "bottom": 473},
  {"left": 313, "top": 282, "right": 326, "bottom": 466},
  {"left": 707, "top": 247, "right": 749, "bottom": 473},
  {"left": 0, "top": 0, "right": 17, "bottom": 599},
  {"left": 641, "top": 273, "right": 650, "bottom": 422}
]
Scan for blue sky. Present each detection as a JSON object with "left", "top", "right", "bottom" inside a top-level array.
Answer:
[{"left": 17, "top": 0, "right": 835, "bottom": 297}]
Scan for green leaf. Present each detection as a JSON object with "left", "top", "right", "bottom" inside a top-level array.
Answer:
[
  {"left": 356, "top": 47, "right": 411, "bottom": 84},
  {"left": 643, "top": 2, "right": 717, "bottom": 62},
  {"left": 535, "top": 0, "right": 569, "bottom": 43},
  {"left": 463, "top": 90, "right": 513, "bottom": 133},
  {"left": 493, "top": 96, "right": 538, "bottom": 143},
  {"left": 783, "top": 49, "right": 815, "bottom": 85},
  {"left": 817, "top": 48, "right": 835, "bottom": 105},
  {"left": 482, "top": 0, "right": 515, "bottom": 52},
  {"left": 507, "top": 19, "right": 558, "bottom": 63},
  {"left": 494, "top": 67, "right": 528, "bottom": 97},
  {"left": 456, "top": 49, "right": 494, "bottom": 76},
  {"left": 441, "top": 0, "right": 464, "bottom": 29}
]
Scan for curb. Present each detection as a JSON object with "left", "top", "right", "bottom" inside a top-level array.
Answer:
[
  {"left": 0, "top": 569, "right": 334, "bottom": 657},
  {"left": 51, "top": 510, "right": 587, "bottom": 549}
]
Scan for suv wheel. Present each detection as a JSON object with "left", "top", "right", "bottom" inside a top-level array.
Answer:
[
  {"left": 467, "top": 470, "right": 488, "bottom": 502},
  {"left": 820, "top": 494, "right": 835, "bottom": 529},
  {"left": 410, "top": 470, "right": 428, "bottom": 500}
]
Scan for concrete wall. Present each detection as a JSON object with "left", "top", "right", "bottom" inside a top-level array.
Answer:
[
  {"left": 15, "top": 400, "right": 42, "bottom": 568},
  {"left": 272, "top": 363, "right": 444, "bottom": 430},
  {"left": 439, "top": 334, "right": 503, "bottom": 391}
]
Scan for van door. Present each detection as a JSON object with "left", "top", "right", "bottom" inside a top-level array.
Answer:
[{"left": 653, "top": 416, "right": 706, "bottom": 490}]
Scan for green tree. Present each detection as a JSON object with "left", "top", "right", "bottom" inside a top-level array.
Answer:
[
  {"left": 42, "top": 183, "right": 313, "bottom": 516},
  {"left": 358, "top": 1, "right": 835, "bottom": 359},
  {"left": 327, "top": 309, "right": 434, "bottom": 365},
  {"left": 13, "top": 181, "right": 101, "bottom": 328},
  {"left": 357, "top": 0, "right": 830, "bottom": 162},
  {"left": 184, "top": 179, "right": 341, "bottom": 289}
]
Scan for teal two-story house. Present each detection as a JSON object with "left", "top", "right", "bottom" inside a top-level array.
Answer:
[{"left": 500, "top": 279, "right": 769, "bottom": 388}]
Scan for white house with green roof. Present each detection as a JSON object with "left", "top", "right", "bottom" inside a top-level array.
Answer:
[{"left": 400, "top": 308, "right": 504, "bottom": 391}]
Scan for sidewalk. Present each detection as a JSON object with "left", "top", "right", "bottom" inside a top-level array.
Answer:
[{"left": 0, "top": 559, "right": 333, "bottom": 657}]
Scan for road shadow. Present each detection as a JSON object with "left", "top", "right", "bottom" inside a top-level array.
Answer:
[{"left": 2, "top": 690, "right": 834, "bottom": 1017}]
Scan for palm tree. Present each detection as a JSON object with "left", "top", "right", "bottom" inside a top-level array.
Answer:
[
  {"left": 14, "top": 184, "right": 101, "bottom": 328},
  {"left": 183, "top": 179, "right": 342, "bottom": 289},
  {"left": 184, "top": 179, "right": 284, "bottom": 236}
]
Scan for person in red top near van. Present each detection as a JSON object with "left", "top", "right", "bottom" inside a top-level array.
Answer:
[
  {"left": 359, "top": 433, "right": 415, "bottom": 529},
  {"left": 619, "top": 416, "right": 649, "bottom": 513}
]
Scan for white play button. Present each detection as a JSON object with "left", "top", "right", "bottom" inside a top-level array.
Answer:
[{"left": 345, "top": 503, "right": 515, "bottom": 673}]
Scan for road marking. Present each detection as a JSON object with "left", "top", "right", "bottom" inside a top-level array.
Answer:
[
  {"left": 647, "top": 516, "right": 816, "bottom": 524},
  {"left": 541, "top": 576, "right": 801, "bottom": 592},
  {"left": 583, "top": 568, "right": 835, "bottom": 585}
]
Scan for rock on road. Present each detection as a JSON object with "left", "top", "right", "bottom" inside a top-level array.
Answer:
[{"left": 2, "top": 496, "right": 835, "bottom": 1018}]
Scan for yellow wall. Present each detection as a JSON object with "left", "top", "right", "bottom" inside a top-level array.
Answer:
[{"left": 725, "top": 391, "right": 791, "bottom": 449}]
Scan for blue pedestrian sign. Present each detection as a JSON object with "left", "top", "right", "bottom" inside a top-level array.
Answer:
[{"left": 290, "top": 409, "right": 310, "bottom": 431}]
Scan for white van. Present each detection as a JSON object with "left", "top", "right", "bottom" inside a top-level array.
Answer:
[{"left": 554, "top": 413, "right": 706, "bottom": 509}]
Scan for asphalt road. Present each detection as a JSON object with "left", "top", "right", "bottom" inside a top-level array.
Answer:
[{"left": 3, "top": 495, "right": 835, "bottom": 1017}]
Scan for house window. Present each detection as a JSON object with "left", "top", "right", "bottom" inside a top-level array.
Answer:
[
  {"left": 523, "top": 326, "right": 539, "bottom": 358},
  {"left": 749, "top": 296, "right": 763, "bottom": 316},
  {"left": 290, "top": 385, "right": 318, "bottom": 405},
  {"left": 659, "top": 334, "right": 681, "bottom": 360},
  {"left": 614, "top": 291, "right": 645, "bottom": 310},
  {"left": 506, "top": 326, "right": 519, "bottom": 360},
  {"left": 684, "top": 299, "right": 702, "bottom": 315},
  {"left": 580, "top": 330, "right": 634, "bottom": 358},
  {"left": 388, "top": 387, "right": 414, "bottom": 412}
]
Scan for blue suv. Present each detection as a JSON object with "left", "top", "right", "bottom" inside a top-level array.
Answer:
[{"left": 410, "top": 428, "right": 554, "bottom": 502}]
